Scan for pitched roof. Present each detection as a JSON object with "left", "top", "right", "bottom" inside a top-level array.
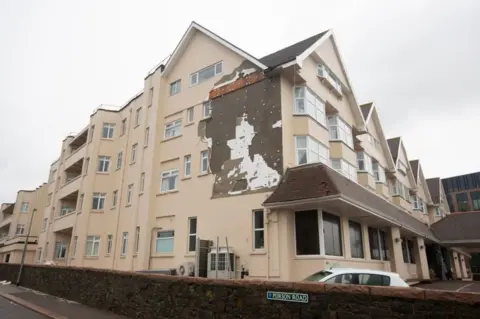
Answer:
[
  {"left": 259, "top": 31, "right": 329, "bottom": 68},
  {"left": 410, "top": 160, "right": 419, "bottom": 183},
  {"left": 387, "top": 137, "right": 401, "bottom": 163},
  {"left": 431, "top": 211, "right": 480, "bottom": 242},
  {"left": 426, "top": 178, "right": 441, "bottom": 204},
  {"left": 360, "top": 103, "right": 373, "bottom": 121},
  {"left": 263, "top": 163, "right": 435, "bottom": 240}
]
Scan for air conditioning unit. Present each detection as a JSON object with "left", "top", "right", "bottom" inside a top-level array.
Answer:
[
  {"left": 177, "top": 262, "right": 195, "bottom": 277},
  {"left": 207, "top": 246, "right": 236, "bottom": 279}
]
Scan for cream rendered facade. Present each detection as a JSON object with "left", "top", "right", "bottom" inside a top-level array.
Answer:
[{"left": 27, "top": 22, "right": 469, "bottom": 281}]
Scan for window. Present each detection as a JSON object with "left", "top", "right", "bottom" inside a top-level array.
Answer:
[
  {"left": 54, "top": 242, "right": 67, "bottom": 259},
  {"left": 116, "top": 152, "right": 123, "bottom": 169},
  {"left": 135, "top": 227, "right": 140, "bottom": 254},
  {"left": 471, "top": 191, "right": 480, "bottom": 210},
  {"left": 328, "top": 116, "right": 353, "bottom": 148},
  {"left": 203, "top": 101, "right": 212, "bottom": 118},
  {"left": 42, "top": 218, "right": 47, "bottom": 231},
  {"left": 253, "top": 210, "right": 264, "bottom": 250},
  {"left": 412, "top": 195, "right": 419, "bottom": 210},
  {"left": 112, "top": 190, "right": 118, "bottom": 207},
  {"left": 317, "top": 64, "right": 342, "bottom": 93},
  {"left": 84, "top": 158, "right": 90, "bottom": 174},
  {"left": 210, "top": 252, "right": 234, "bottom": 271},
  {"left": 349, "top": 221, "right": 364, "bottom": 258},
  {"left": 295, "top": 136, "right": 329, "bottom": 165},
  {"left": 148, "top": 87, "right": 154, "bottom": 106},
  {"left": 368, "top": 227, "right": 389, "bottom": 261},
  {"left": 121, "top": 232, "right": 128, "bottom": 256},
  {"left": 435, "top": 207, "right": 441, "bottom": 216},
  {"left": 398, "top": 161, "right": 408, "bottom": 174},
  {"left": 200, "top": 150, "right": 209, "bottom": 173},
  {"left": 170, "top": 80, "right": 181, "bottom": 96},
  {"left": 131, "top": 144, "right": 138, "bottom": 163},
  {"left": 140, "top": 173, "right": 145, "bottom": 193},
  {"left": 107, "top": 235, "right": 113, "bottom": 255},
  {"left": 402, "top": 239, "right": 416, "bottom": 264},
  {"left": 160, "top": 169, "right": 179, "bottom": 192},
  {"left": 60, "top": 206, "right": 73, "bottom": 216},
  {"left": 358, "top": 273, "right": 391, "bottom": 286},
  {"left": 294, "top": 86, "right": 326, "bottom": 126},
  {"left": 89, "top": 125, "right": 95, "bottom": 142},
  {"left": 16, "top": 224, "right": 25, "bottom": 235},
  {"left": 37, "top": 248, "right": 42, "bottom": 262},
  {"left": 156, "top": 230, "right": 174, "bottom": 253},
  {"left": 190, "top": 61, "right": 223, "bottom": 86},
  {"left": 372, "top": 161, "right": 386, "bottom": 183},
  {"left": 164, "top": 119, "right": 182, "bottom": 139},
  {"left": 78, "top": 194, "right": 84, "bottom": 211},
  {"left": 126, "top": 184, "right": 133, "bottom": 205},
  {"left": 85, "top": 236, "right": 100, "bottom": 257},
  {"left": 135, "top": 108, "right": 142, "bottom": 126},
  {"left": 21, "top": 202, "right": 29, "bottom": 213},
  {"left": 295, "top": 210, "right": 320, "bottom": 255},
  {"left": 92, "top": 193, "right": 106, "bottom": 210},
  {"left": 102, "top": 123, "right": 115, "bottom": 139},
  {"left": 187, "top": 107, "right": 194, "bottom": 123},
  {"left": 323, "top": 212, "right": 343, "bottom": 256},
  {"left": 72, "top": 236, "right": 77, "bottom": 256},
  {"left": 391, "top": 179, "right": 409, "bottom": 200},
  {"left": 97, "top": 156, "right": 111, "bottom": 173},
  {"left": 184, "top": 155, "right": 191, "bottom": 177},
  {"left": 331, "top": 159, "right": 357, "bottom": 182},
  {"left": 357, "top": 152, "right": 373, "bottom": 174},
  {"left": 144, "top": 127, "right": 150, "bottom": 147},
  {"left": 121, "top": 118, "right": 127, "bottom": 135},
  {"left": 188, "top": 217, "right": 197, "bottom": 252},
  {"left": 456, "top": 193, "right": 469, "bottom": 212}
]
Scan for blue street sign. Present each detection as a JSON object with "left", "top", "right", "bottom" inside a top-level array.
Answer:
[{"left": 266, "top": 291, "right": 309, "bottom": 303}]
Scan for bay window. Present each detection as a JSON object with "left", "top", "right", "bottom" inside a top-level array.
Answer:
[
  {"left": 372, "top": 161, "right": 386, "bottom": 183},
  {"left": 331, "top": 158, "right": 357, "bottom": 182},
  {"left": 294, "top": 86, "right": 326, "bottom": 126},
  {"left": 356, "top": 152, "right": 373, "bottom": 174},
  {"left": 327, "top": 116, "right": 353, "bottom": 148},
  {"left": 391, "top": 179, "right": 410, "bottom": 200},
  {"left": 295, "top": 136, "right": 329, "bottom": 165}
]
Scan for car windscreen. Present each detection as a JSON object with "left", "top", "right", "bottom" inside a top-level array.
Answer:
[{"left": 303, "top": 270, "right": 333, "bottom": 282}]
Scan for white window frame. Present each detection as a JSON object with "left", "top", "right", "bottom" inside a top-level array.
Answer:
[
  {"left": 126, "top": 184, "right": 133, "bottom": 205},
  {"left": 135, "top": 108, "right": 141, "bottom": 126},
  {"left": 140, "top": 173, "right": 145, "bottom": 193},
  {"left": 170, "top": 80, "right": 181, "bottom": 96},
  {"left": 328, "top": 115, "right": 353, "bottom": 148},
  {"left": 144, "top": 127, "right": 150, "bottom": 147},
  {"left": 16, "top": 224, "right": 25, "bottom": 235},
  {"left": 164, "top": 119, "right": 182, "bottom": 139},
  {"left": 134, "top": 227, "right": 140, "bottom": 254},
  {"left": 293, "top": 86, "right": 326, "bottom": 126},
  {"left": 131, "top": 143, "right": 137, "bottom": 163},
  {"left": 356, "top": 152, "right": 373, "bottom": 174},
  {"left": 200, "top": 150, "right": 209, "bottom": 174},
  {"left": 187, "top": 107, "right": 194, "bottom": 123},
  {"left": 372, "top": 161, "right": 386, "bottom": 183},
  {"left": 121, "top": 232, "right": 128, "bottom": 256},
  {"left": 203, "top": 101, "right": 211, "bottom": 118},
  {"left": 106, "top": 234, "right": 113, "bottom": 255},
  {"left": 21, "top": 202, "right": 29, "bottom": 213},
  {"left": 253, "top": 210, "right": 265, "bottom": 250},
  {"left": 317, "top": 64, "right": 342, "bottom": 93},
  {"left": 42, "top": 218, "right": 47, "bottom": 231},
  {"left": 92, "top": 193, "right": 106, "bottom": 210},
  {"left": 54, "top": 241, "right": 67, "bottom": 259},
  {"left": 435, "top": 207, "right": 441, "bottom": 216},
  {"left": 85, "top": 236, "right": 100, "bottom": 257},
  {"left": 156, "top": 230, "right": 175, "bottom": 253},
  {"left": 160, "top": 169, "right": 179, "bottom": 192},
  {"left": 294, "top": 136, "right": 329, "bottom": 166},
  {"left": 112, "top": 190, "right": 118, "bottom": 207},
  {"left": 184, "top": 155, "right": 191, "bottom": 177},
  {"left": 97, "top": 156, "right": 111, "bottom": 173},
  {"left": 331, "top": 158, "right": 358, "bottom": 182},
  {"left": 188, "top": 217, "right": 197, "bottom": 252},
  {"left": 116, "top": 152, "right": 123, "bottom": 169},
  {"left": 121, "top": 118, "right": 127, "bottom": 135},
  {"left": 189, "top": 61, "right": 223, "bottom": 86},
  {"left": 102, "top": 123, "right": 115, "bottom": 139}
]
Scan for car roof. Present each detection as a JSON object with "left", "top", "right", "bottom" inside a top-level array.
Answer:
[{"left": 326, "top": 268, "right": 401, "bottom": 277}]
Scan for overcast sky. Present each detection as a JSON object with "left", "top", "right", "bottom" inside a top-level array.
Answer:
[{"left": 0, "top": 0, "right": 479, "bottom": 203}]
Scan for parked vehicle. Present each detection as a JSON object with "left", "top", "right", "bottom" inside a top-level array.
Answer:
[{"left": 303, "top": 268, "right": 409, "bottom": 287}]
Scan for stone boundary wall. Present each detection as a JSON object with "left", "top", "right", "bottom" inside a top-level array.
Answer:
[{"left": 0, "top": 264, "right": 479, "bottom": 318}]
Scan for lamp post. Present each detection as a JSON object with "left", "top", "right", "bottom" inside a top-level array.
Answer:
[{"left": 16, "top": 208, "right": 36, "bottom": 286}]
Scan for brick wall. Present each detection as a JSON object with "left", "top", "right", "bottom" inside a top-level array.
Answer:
[{"left": 0, "top": 264, "right": 479, "bottom": 318}]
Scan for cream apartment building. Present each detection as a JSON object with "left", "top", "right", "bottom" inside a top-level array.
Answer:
[
  {"left": 0, "top": 184, "right": 47, "bottom": 264},
  {"left": 30, "top": 21, "right": 470, "bottom": 281}
]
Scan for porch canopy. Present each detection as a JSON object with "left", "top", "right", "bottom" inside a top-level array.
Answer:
[
  {"left": 263, "top": 163, "right": 437, "bottom": 242},
  {"left": 431, "top": 212, "right": 480, "bottom": 252}
]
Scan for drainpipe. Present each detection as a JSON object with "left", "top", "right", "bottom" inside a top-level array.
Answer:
[{"left": 16, "top": 209, "right": 36, "bottom": 286}]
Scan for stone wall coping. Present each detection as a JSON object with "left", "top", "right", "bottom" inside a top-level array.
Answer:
[{"left": 18, "top": 264, "right": 480, "bottom": 305}]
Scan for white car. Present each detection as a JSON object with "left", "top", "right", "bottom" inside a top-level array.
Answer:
[{"left": 303, "top": 267, "right": 409, "bottom": 287}]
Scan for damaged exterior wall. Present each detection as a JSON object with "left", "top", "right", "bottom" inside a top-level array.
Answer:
[{"left": 198, "top": 61, "right": 283, "bottom": 199}]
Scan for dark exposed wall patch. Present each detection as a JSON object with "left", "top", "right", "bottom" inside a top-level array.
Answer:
[{"left": 198, "top": 62, "right": 283, "bottom": 199}]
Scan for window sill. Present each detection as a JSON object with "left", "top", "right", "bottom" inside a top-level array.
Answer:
[
  {"left": 105, "top": 254, "right": 111, "bottom": 257},
  {"left": 161, "top": 135, "right": 182, "bottom": 143},
  {"left": 156, "top": 190, "right": 179, "bottom": 197},
  {"left": 110, "top": 206, "right": 116, "bottom": 210},
  {"left": 184, "top": 253, "right": 195, "bottom": 257},
  {"left": 96, "top": 172, "right": 110, "bottom": 175},
  {"left": 139, "top": 192, "right": 144, "bottom": 196},
  {"left": 198, "top": 172, "right": 209, "bottom": 177},
  {"left": 133, "top": 253, "right": 138, "bottom": 257},
  {"left": 125, "top": 204, "right": 132, "bottom": 208},
  {"left": 181, "top": 176, "right": 192, "bottom": 181},
  {"left": 134, "top": 124, "right": 140, "bottom": 129},
  {"left": 120, "top": 255, "right": 126, "bottom": 259},
  {"left": 84, "top": 256, "right": 99, "bottom": 260},
  {"left": 294, "top": 255, "right": 346, "bottom": 260},
  {"left": 185, "top": 122, "right": 195, "bottom": 127},
  {"left": 151, "top": 254, "right": 174, "bottom": 258},
  {"left": 130, "top": 161, "right": 136, "bottom": 166},
  {"left": 100, "top": 138, "right": 114, "bottom": 141},
  {"left": 250, "top": 251, "right": 266, "bottom": 256},
  {"left": 116, "top": 167, "right": 121, "bottom": 171},
  {"left": 144, "top": 144, "right": 148, "bottom": 149},
  {"left": 201, "top": 116, "right": 212, "bottom": 121},
  {"left": 91, "top": 209, "right": 105, "bottom": 214}
]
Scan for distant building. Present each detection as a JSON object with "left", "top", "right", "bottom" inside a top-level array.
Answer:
[{"left": 442, "top": 172, "right": 480, "bottom": 212}]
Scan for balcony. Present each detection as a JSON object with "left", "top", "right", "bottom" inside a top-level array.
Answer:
[
  {"left": 64, "top": 144, "right": 86, "bottom": 170},
  {"left": 53, "top": 211, "right": 76, "bottom": 232},
  {"left": 67, "top": 129, "right": 88, "bottom": 156},
  {"left": 0, "top": 215, "right": 12, "bottom": 228},
  {"left": 317, "top": 65, "right": 343, "bottom": 98}
]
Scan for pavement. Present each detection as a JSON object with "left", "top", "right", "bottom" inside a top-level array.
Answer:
[
  {"left": 0, "top": 281, "right": 128, "bottom": 319},
  {"left": 416, "top": 280, "right": 480, "bottom": 293}
]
